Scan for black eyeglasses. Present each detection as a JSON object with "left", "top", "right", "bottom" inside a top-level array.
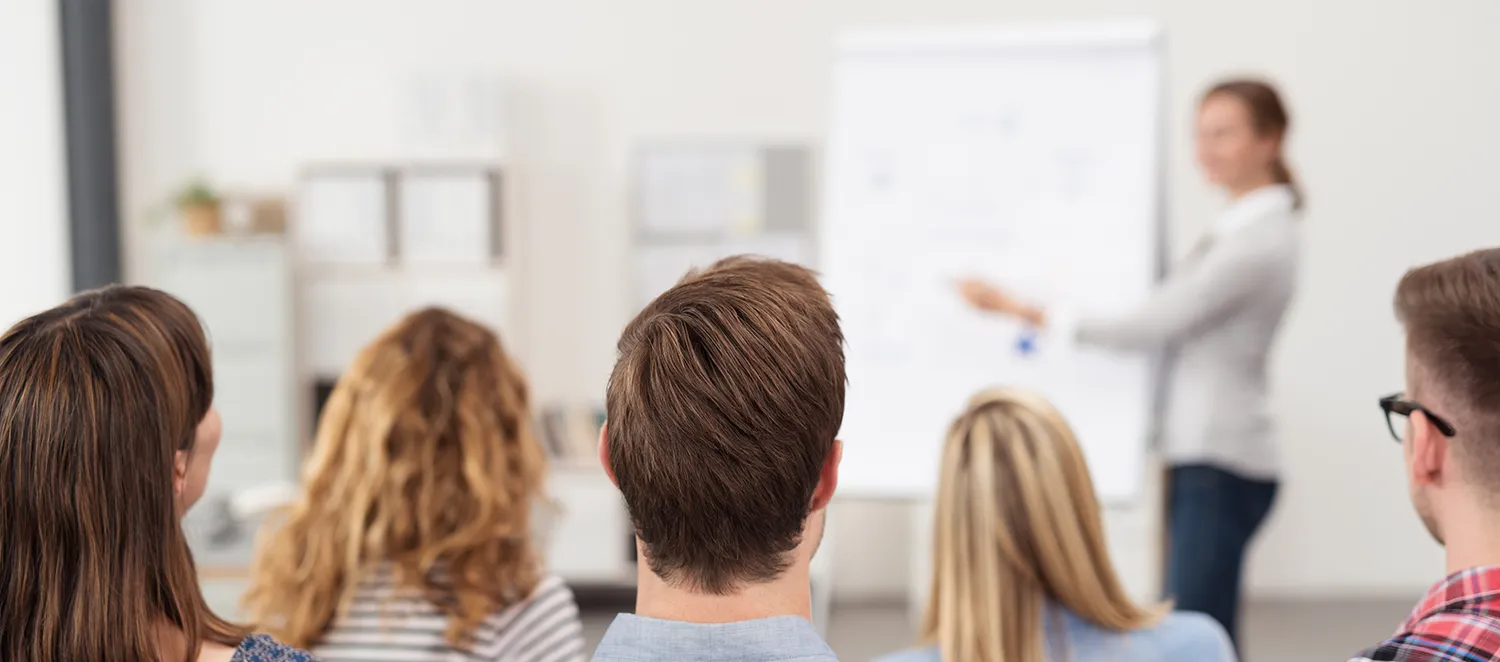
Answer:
[{"left": 1379, "top": 393, "right": 1458, "bottom": 443}]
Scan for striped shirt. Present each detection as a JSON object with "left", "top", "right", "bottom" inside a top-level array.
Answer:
[{"left": 313, "top": 570, "right": 586, "bottom": 662}]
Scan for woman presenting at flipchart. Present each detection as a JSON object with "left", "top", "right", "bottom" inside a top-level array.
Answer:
[{"left": 959, "top": 79, "right": 1302, "bottom": 652}]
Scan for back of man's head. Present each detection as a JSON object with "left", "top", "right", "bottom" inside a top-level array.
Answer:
[
  {"left": 605, "top": 256, "right": 845, "bottom": 594},
  {"left": 1396, "top": 247, "right": 1500, "bottom": 492}
]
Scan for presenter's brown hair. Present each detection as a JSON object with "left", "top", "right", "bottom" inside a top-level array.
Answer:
[
  {"left": 605, "top": 256, "right": 845, "bottom": 593},
  {"left": 1204, "top": 78, "right": 1302, "bottom": 208},
  {"left": 0, "top": 286, "right": 246, "bottom": 662}
]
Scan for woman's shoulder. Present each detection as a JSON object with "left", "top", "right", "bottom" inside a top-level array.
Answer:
[
  {"left": 231, "top": 634, "right": 318, "bottom": 662},
  {"left": 870, "top": 645, "right": 940, "bottom": 662},
  {"left": 495, "top": 572, "right": 577, "bottom": 617},
  {"left": 1055, "top": 608, "right": 1233, "bottom": 661},
  {"left": 496, "top": 573, "right": 582, "bottom": 630},
  {"left": 1124, "top": 611, "right": 1235, "bottom": 662},
  {"left": 468, "top": 574, "right": 585, "bottom": 655},
  {"left": 870, "top": 611, "right": 1233, "bottom": 662}
]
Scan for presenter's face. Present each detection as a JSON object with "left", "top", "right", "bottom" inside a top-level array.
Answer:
[{"left": 1195, "top": 94, "right": 1276, "bottom": 190}]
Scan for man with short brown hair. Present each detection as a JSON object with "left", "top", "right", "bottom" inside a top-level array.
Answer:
[
  {"left": 593, "top": 256, "right": 844, "bottom": 662},
  {"left": 1355, "top": 248, "right": 1500, "bottom": 661}
]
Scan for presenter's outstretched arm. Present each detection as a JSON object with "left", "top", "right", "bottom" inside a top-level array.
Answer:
[{"left": 956, "top": 239, "right": 1275, "bottom": 352}]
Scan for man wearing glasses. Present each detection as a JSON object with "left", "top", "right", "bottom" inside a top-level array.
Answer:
[{"left": 1354, "top": 248, "right": 1500, "bottom": 661}]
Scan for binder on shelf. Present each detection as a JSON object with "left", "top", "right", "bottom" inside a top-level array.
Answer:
[
  {"left": 296, "top": 166, "right": 394, "bottom": 265},
  {"left": 396, "top": 167, "right": 503, "bottom": 266},
  {"left": 630, "top": 142, "right": 816, "bottom": 315},
  {"left": 536, "top": 403, "right": 606, "bottom": 467}
]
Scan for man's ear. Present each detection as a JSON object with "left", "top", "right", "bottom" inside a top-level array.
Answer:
[
  {"left": 173, "top": 449, "right": 190, "bottom": 498},
  {"left": 598, "top": 422, "right": 618, "bottom": 488},
  {"left": 810, "top": 439, "right": 842, "bottom": 512},
  {"left": 1410, "top": 410, "right": 1449, "bottom": 488}
]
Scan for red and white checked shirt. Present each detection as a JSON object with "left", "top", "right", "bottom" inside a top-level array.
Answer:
[{"left": 1353, "top": 565, "right": 1500, "bottom": 661}]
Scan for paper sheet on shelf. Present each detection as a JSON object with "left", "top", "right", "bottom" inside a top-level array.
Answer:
[
  {"left": 399, "top": 171, "right": 496, "bottom": 265},
  {"left": 637, "top": 145, "right": 764, "bottom": 237},
  {"left": 296, "top": 173, "right": 389, "bottom": 264}
]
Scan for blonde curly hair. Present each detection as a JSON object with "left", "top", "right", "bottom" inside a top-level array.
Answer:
[{"left": 244, "top": 307, "right": 546, "bottom": 649}]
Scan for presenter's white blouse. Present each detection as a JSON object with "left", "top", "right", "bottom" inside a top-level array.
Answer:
[{"left": 1054, "top": 184, "right": 1300, "bottom": 480}]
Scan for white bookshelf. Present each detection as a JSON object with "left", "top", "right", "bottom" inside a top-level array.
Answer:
[{"left": 141, "top": 233, "right": 298, "bottom": 571}]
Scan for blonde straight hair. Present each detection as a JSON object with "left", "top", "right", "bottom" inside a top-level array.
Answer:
[{"left": 920, "top": 388, "right": 1169, "bottom": 662}]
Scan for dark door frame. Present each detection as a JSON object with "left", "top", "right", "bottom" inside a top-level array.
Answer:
[{"left": 57, "top": 0, "right": 123, "bottom": 290}]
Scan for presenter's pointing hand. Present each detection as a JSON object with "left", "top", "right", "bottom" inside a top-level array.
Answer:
[
  {"left": 957, "top": 278, "right": 1047, "bottom": 327},
  {"left": 957, "top": 278, "right": 1012, "bottom": 313}
]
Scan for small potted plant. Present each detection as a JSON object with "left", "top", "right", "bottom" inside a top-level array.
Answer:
[{"left": 174, "top": 178, "right": 222, "bottom": 237}]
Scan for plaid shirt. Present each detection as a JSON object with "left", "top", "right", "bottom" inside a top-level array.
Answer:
[{"left": 1353, "top": 566, "right": 1500, "bottom": 661}]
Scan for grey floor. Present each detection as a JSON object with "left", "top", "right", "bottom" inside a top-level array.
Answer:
[{"left": 582, "top": 599, "right": 1412, "bottom": 662}]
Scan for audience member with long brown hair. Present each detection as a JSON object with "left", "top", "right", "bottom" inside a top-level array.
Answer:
[
  {"left": 0, "top": 286, "right": 312, "bottom": 662},
  {"left": 877, "top": 388, "right": 1233, "bottom": 662},
  {"left": 244, "top": 307, "right": 583, "bottom": 662}
]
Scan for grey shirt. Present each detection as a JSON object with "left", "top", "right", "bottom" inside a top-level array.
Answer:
[
  {"left": 1055, "top": 184, "right": 1301, "bottom": 479},
  {"left": 592, "top": 614, "right": 838, "bottom": 662}
]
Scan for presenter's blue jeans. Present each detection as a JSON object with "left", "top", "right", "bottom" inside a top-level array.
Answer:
[{"left": 1165, "top": 464, "right": 1278, "bottom": 654}]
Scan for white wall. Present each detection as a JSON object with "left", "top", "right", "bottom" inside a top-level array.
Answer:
[
  {"left": 115, "top": 0, "right": 1500, "bottom": 600},
  {"left": 0, "top": 1, "right": 71, "bottom": 326}
]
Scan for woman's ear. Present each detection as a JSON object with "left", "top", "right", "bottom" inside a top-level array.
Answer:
[{"left": 173, "top": 449, "right": 190, "bottom": 498}]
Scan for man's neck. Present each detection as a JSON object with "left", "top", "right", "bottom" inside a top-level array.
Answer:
[
  {"left": 633, "top": 559, "right": 813, "bottom": 624},
  {"left": 1443, "top": 497, "right": 1500, "bottom": 575}
]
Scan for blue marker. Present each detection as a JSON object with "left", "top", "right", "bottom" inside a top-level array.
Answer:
[{"left": 1016, "top": 326, "right": 1038, "bottom": 356}]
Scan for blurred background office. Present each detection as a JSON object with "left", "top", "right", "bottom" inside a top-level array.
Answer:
[{"left": 4, "top": 1, "right": 1500, "bottom": 661}]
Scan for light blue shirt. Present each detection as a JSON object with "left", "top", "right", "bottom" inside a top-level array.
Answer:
[
  {"left": 873, "top": 608, "right": 1235, "bottom": 662},
  {"left": 592, "top": 614, "right": 838, "bottom": 662}
]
